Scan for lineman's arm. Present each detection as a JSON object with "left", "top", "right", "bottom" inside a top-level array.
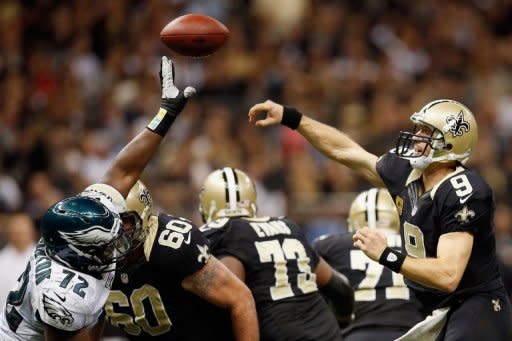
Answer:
[
  {"left": 182, "top": 256, "right": 259, "bottom": 341},
  {"left": 315, "top": 257, "right": 354, "bottom": 326},
  {"left": 101, "top": 57, "right": 195, "bottom": 197},
  {"left": 248, "top": 100, "right": 383, "bottom": 187},
  {"left": 354, "top": 227, "right": 473, "bottom": 292},
  {"left": 88, "top": 313, "right": 106, "bottom": 341}
]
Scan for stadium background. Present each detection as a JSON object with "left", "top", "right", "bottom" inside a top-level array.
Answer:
[{"left": 0, "top": 0, "right": 512, "bottom": 330}]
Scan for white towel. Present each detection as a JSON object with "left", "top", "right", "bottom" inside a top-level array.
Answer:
[{"left": 395, "top": 307, "right": 450, "bottom": 341}]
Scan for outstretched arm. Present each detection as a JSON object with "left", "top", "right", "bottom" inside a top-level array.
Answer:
[
  {"left": 248, "top": 100, "right": 384, "bottom": 187},
  {"left": 182, "top": 256, "right": 259, "bottom": 341},
  {"left": 101, "top": 57, "right": 195, "bottom": 197}
]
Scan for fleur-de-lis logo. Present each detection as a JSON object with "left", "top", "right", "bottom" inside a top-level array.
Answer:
[
  {"left": 454, "top": 206, "right": 475, "bottom": 224},
  {"left": 139, "top": 187, "right": 151, "bottom": 207},
  {"left": 197, "top": 244, "right": 211, "bottom": 264},
  {"left": 492, "top": 298, "right": 501, "bottom": 312},
  {"left": 446, "top": 111, "right": 470, "bottom": 137}
]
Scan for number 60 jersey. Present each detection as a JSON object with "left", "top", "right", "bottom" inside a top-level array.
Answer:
[
  {"left": 104, "top": 213, "right": 226, "bottom": 341},
  {"left": 0, "top": 241, "right": 114, "bottom": 340}
]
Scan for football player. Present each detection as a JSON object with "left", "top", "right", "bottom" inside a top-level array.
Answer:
[
  {"left": 100, "top": 180, "right": 258, "bottom": 341},
  {"left": 199, "top": 167, "right": 353, "bottom": 341},
  {"left": 314, "top": 188, "right": 424, "bottom": 340},
  {"left": 249, "top": 99, "right": 512, "bottom": 340},
  {"left": 0, "top": 56, "right": 195, "bottom": 341}
]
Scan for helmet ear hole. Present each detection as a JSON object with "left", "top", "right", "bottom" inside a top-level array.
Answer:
[{"left": 446, "top": 143, "right": 453, "bottom": 151}]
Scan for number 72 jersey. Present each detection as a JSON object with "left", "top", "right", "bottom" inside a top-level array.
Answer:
[{"left": 0, "top": 241, "right": 114, "bottom": 340}]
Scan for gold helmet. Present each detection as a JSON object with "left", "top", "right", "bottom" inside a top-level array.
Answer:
[
  {"left": 396, "top": 99, "right": 478, "bottom": 169},
  {"left": 126, "top": 180, "right": 153, "bottom": 232},
  {"left": 347, "top": 188, "right": 399, "bottom": 233},
  {"left": 199, "top": 167, "right": 257, "bottom": 223}
]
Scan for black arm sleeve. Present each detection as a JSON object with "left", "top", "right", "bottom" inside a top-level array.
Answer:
[{"left": 319, "top": 270, "right": 354, "bottom": 328}]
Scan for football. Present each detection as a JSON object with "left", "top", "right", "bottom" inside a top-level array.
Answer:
[{"left": 160, "top": 14, "right": 229, "bottom": 57}]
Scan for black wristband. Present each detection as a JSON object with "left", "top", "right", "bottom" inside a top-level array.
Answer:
[
  {"left": 281, "top": 106, "right": 303, "bottom": 129},
  {"left": 146, "top": 93, "right": 190, "bottom": 137},
  {"left": 146, "top": 108, "right": 176, "bottom": 137},
  {"left": 160, "top": 94, "right": 188, "bottom": 118},
  {"left": 378, "top": 247, "right": 406, "bottom": 273}
]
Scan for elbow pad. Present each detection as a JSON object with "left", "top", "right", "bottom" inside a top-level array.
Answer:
[{"left": 320, "top": 270, "right": 354, "bottom": 328}]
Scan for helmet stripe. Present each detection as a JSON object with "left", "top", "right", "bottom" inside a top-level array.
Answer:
[
  {"left": 222, "top": 167, "right": 239, "bottom": 210},
  {"left": 366, "top": 188, "right": 378, "bottom": 229},
  {"left": 424, "top": 99, "right": 450, "bottom": 111}
]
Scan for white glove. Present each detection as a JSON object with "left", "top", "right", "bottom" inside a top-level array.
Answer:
[{"left": 160, "top": 56, "right": 196, "bottom": 99}]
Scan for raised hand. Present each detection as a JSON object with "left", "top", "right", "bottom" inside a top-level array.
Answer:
[{"left": 248, "top": 100, "right": 284, "bottom": 127}]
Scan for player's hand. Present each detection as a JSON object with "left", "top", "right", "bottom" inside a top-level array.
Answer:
[
  {"left": 353, "top": 227, "right": 388, "bottom": 262},
  {"left": 160, "top": 56, "right": 196, "bottom": 115},
  {"left": 248, "top": 100, "right": 284, "bottom": 127}
]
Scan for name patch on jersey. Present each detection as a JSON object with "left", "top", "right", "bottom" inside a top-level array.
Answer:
[
  {"left": 35, "top": 245, "right": 52, "bottom": 284},
  {"left": 250, "top": 221, "right": 292, "bottom": 238}
]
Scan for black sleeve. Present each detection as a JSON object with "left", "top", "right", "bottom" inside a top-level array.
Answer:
[
  {"left": 438, "top": 178, "right": 493, "bottom": 236},
  {"left": 319, "top": 270, "right": 354, "bottom": 328},
  {"left": 152, "top": 214, "right": 211, "bottom": 278},
  {"left": 376, "top": 152, "right": 411, "bottom": 197}
]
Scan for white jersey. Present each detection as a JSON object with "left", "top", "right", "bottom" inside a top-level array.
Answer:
[{"left": 0, "top": 241, "right": 115, "bottom": 340}]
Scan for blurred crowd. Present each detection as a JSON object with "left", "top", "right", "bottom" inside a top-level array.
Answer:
[{"left": 1, "top": 0, "right": 512, "bottom": 294}]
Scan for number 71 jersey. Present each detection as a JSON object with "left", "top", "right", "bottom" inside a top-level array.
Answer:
[{"left": 0, "top": 241, "right": 114, "bottom": 340}]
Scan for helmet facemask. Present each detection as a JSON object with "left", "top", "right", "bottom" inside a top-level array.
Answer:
[{"left": 396, "top": 122, "right": 447, "bottom": 170}]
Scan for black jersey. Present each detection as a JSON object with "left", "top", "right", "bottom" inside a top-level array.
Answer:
[
  {"left": 202, "top": 216, "right": 343, "bottom": 341},
  {"left": 377, "top": 152, "right": 504, "bottom": 312},
  {"left": 104, "top": 213, "right": 232, "bottom": 341},
  {"left": 314, "top": 232, "right": 424, "bottom": 336}
]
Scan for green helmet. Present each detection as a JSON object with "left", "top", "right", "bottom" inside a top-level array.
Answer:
[{"left": 41, "top": 196, "right": 134, "bottom": 274}]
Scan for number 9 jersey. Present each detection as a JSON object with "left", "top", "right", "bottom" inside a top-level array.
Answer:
[
  {"left": 0, "top": 241, "right": 115, "bottom": 340},
  {"left": 376, "top": 152, "right": 506, "bottom": 312}
]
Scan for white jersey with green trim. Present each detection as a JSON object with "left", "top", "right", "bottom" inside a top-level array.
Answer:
[{"left": 0, "top": 241, "right": 115, "bottom": 340}]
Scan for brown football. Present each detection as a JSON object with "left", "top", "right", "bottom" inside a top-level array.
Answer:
[{"left": 160, "top": 14, "right": 229, "bottom": 57}]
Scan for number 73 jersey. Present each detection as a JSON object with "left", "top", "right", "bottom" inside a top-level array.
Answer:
[
  {"left": 203, "top": 216, "right": 320, "bottom": 305},
  {"left": 0, "top": 241, "right": 114, "bottom": 340}
]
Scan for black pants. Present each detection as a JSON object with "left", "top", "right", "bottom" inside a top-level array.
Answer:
[
  {"left": 437, "top": 289, "right": 512, "bottom": 341},
  {"left": 345, "top": 327, "right": 410, "bottom": 341}
]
